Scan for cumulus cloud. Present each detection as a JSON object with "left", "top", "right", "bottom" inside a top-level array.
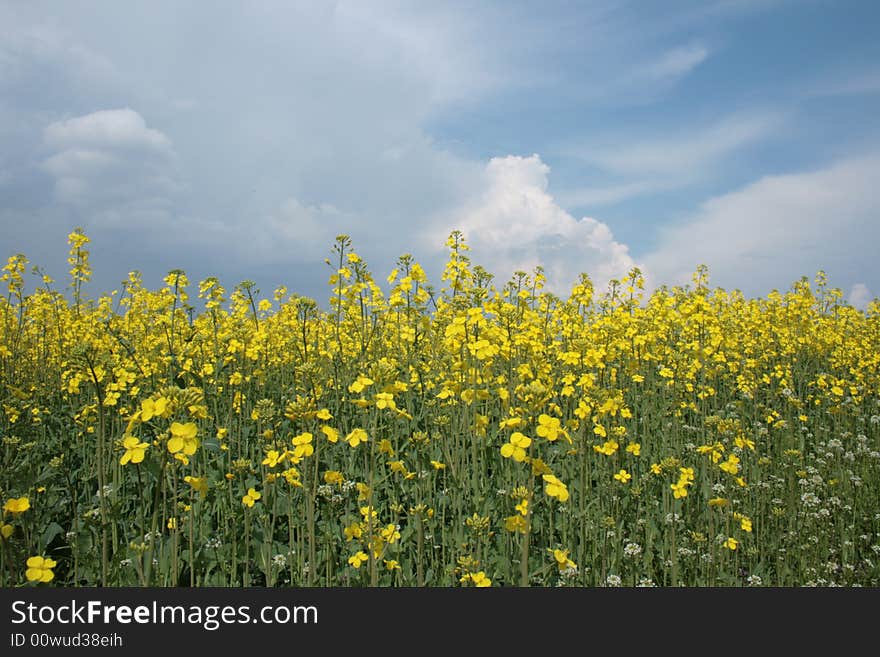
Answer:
[
  {"left": 644, "top": 155, "right": 880, "bottom": 295},
  {"left": 848, "top": 283, "right": 874, "bottom": 310},
  {"left": 436, "top": 154, "right": 639, "bottom": 293},
  {"left": 44, "top": 108, "right": 171, "bottom": 152},
  {"left": 41, "top": 108, "right": 180, "bottom": 225}
]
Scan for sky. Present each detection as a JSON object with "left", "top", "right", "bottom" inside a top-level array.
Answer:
[{"left": 2, "top": 0, "right": 879, "bottom": 308}]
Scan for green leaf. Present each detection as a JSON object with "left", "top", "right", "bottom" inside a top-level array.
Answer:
[{"left": 41, "top": 522, "right": 64, "bottom": 550}]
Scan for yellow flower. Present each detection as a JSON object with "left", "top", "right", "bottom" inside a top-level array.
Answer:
[
  {"left": 650, "top": 463, "right": 662, "bottom": 475},
  {"left": 723, "top": 537, "right": 739, "bottom": 551},
  {"left": 387, "top": 460, "right": 410, "bottom": 477},
  {"left": 291, "top": 432, "right": 314, "bottom": 458},
  {"left": 242, "top": 487, "right": 261, "bottom": 508},
  {"left": 500, "top": 431, "right": 531, "bottom": 462},
  {"left": 346, "top": 428, "right": 368, "bottom": 448},
  {"left": 542, "top": 474, "right": 569, "bottom": 502},
  {"left": 348, "top": 551, "right": 369, "bottom": 568},
  {"left": 375, "top": 392, "right": 397, "bottom": 410},
  {"left": 460, "top": 571, "right": 491, "bottom": 587},
  {"left": 381, "top": 524, "right": 401, "bottom": 544},
  {"left": 384, "top": 559, "right": 401, "bottom": 571},
  {"left": 515, "top": 498, "right": 528, "bottom": 516},
  {"left": 708, "top": 497, "right": 728, "bottom": 507},
  {"left": 734, "top": 513, "right": 753, "bottom": 532},
  {"left": 626, "top": 442, "right": 641, "bottom": 456},
  {"left": 140, "top": 396, "right": 169, "bottom": 422},
  {"left": 344, "top": 522, "right": 363, "bottom": 541},
  {"left": 321, "top": 425, "right": 339, "bottom": 443},
  {"left": 548, "top": 548, "right": 577, "bottom": 571},
  {"left": 719, "top": 454, "right": 740, "bottom": 475},
  {"left": 0, "top": 523, "right": 12, "bottom": 539},
  {"left": 25, "top": 556, "right": 56, "bottom": 583},
  {"left": 499, "top": 416, "right": 523, "bottom": 429},
  {"left": 324, "top": 470, "right": 344, "bottom": 485},
  {"left": 3, "top": 496, "right": 30, "bottom": 514},
  {"left": 184, "top": 475, "right": 209, "bottom": 498},
  {"left": 262, "top": 449, "right": 287, "bottom": 468},
  {"left": 593, "top": 439, "right": 619, "bottom": 456},
  {"left": 530, "top": 458, "right": 552, "bottom": 476},
  {"left": 613, "top": 469, "right": 632, "bottom": 483},
  {"left": 430, "top": 460, "right": 446, "bottom": 470},
  {"left": 504, "top": 514, "right": 528, "bottom": 533},
  {"left": 168, "top": 422, "right": 199, "bottom": 455},
  {"left": 316, "top": 408, "right": 332, "bottom": 420},
  {"left": 120, "top": 436, "right": 149, "bottom": 465},
  {"left": 734, "top": 435, "right": 755, "bottom": 450},
  {"left": 348, "top": 376, "right": 374, "bottom": 394},
  {"left": 671, "top": 482, "right": 689, "bottom": 499},
  {"left": 536, "top": 414, "right": 570, "bottom": 443}
]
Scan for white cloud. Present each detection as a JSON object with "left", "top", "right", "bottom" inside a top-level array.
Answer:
[
  {"left": 638, "top": 44, "right": 709, "bottom": 82},
  {"left": 557, "top": 180, "right": 676, "bottom": 207},
  {"left": 0, "top": 21, "right": 119, "bottom": 89},
  {"left": 848, "top": 283, "right": 873, "bottom": 310},
  {"left": 435, "top": 154, "right": 639, "bottom": 293},
  {"left": 41, "top": 108, "right": 180, "bottom": 224},
  {"left": 644, "top": 155, "right": 880, "bottom": 295},
  {"left": 803, "top": 70, "right": 880, "bottom": 98},
  {"left": 554, "top": 111, "right": 782, "bottom": 212},
  {"left": 257, "top": 198, "right": 349, "bottom": 263},
  {"left": 44, "top": 108, "right": 171, "bottom": 152},
  {"left": 582, "top": 113, "right": 780, "bottom": 176}
]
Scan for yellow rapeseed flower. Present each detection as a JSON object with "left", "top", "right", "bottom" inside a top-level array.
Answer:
[
  {"left": 542, "top": 474, "right": 569, "bottom": 502},
  {"left": 548, "top": 548, "right": 577, "bottom": 571},
  {"left": 168, "top": 422, "right": 199, "bottom": 456},
  {"left": 324, "top": 470, "right": 344, "bottom": 485},
  {"left": 3, "top": 497, "right": 30, "bottom": 514},
  {"left": 500, "top": 432, "right": 531, "bottom": 462},
  {"left": 25, "top": 556, "right": 56, "bottom": 583},
  {"left": 119, "top": 436, "right": 149, "bottom": 465},
  {"left": 613, "top": 469, "right": 632, "bottom": 483},
  {"left": 536, "top": 414, "right": 570, "bottom": 443},
  {"left": 242, "top": 487, "right": 261, "bottom": 508},
  {"left": 348, "top": 551, "right": 369, "bottom": 568},
  {"left": 184, "top": 476, "right": 209, "bottom": 498},
  {"left": 140, "top": 396, "right": 169, "bottom": 422},
  {"left": 346, "top": 428, "right": 368, "bottom": 448}
]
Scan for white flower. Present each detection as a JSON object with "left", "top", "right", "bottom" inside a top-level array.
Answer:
[
  {"left": 623, "top": 542, "right": 642, "bottom": 558},
  {"left": 801, "top": 492, "right": 820, "bottom": 508},
  {"left": 605, "top": 574, "right": 622, "bottom": 587}
]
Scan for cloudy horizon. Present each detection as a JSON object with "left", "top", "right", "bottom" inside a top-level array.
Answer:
[{"left": 2, "top": 1, "right": 878, "bottom": 308}]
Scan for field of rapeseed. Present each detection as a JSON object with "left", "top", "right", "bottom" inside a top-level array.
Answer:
[{"left": 1, "top": 229, "right": 879, "bottom": 587}]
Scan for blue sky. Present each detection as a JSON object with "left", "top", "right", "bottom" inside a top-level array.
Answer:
[{"left": 1, "top": 0, "right": 878, "bottom": 307}]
